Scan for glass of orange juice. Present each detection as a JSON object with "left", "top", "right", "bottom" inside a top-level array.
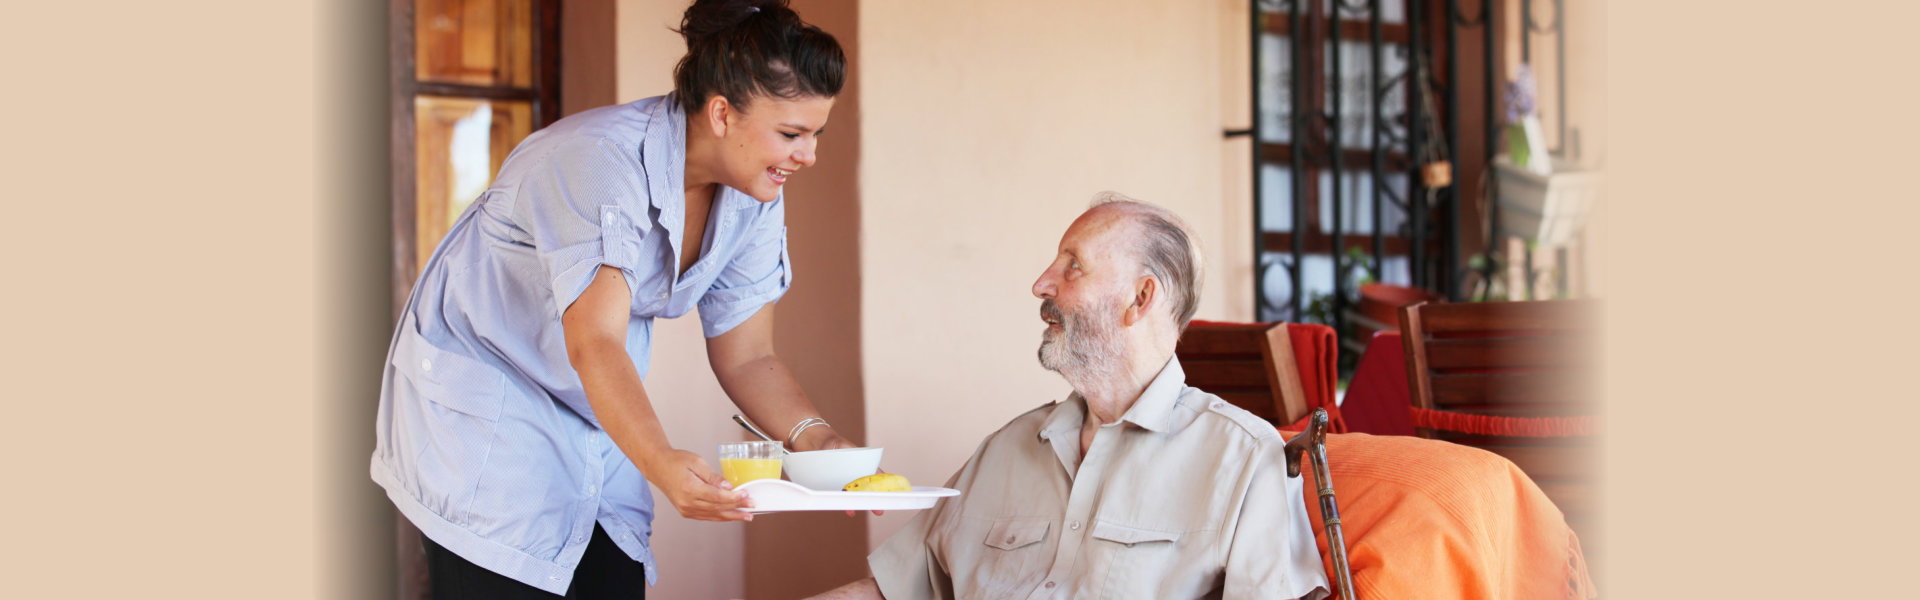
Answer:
[{"left": 719, "top": 441, "right": 784, "bottom": 486}]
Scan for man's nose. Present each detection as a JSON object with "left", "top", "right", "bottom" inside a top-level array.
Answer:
[{"left": 1032, "top": 269, "right": 1055, "bottom": 299}]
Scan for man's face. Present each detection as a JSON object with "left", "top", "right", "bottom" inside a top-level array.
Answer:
[{"left": 1031, "top": 208, "right": 1134, "bottom": 376}]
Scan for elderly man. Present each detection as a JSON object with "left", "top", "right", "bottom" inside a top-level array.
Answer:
[{"left": 811, "top": 193, "right": 1329, "bottom": 600}]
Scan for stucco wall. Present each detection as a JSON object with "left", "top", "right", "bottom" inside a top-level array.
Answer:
[{"left": 857, "top": 0, "right": 1246, "bottom": 549}]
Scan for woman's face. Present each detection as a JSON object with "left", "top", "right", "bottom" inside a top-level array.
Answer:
[{"left": 714, "top": 94, "right": 835, "bottom": 203}]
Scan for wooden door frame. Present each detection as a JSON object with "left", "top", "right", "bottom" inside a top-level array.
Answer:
[{"left": 388, "top": 0, "right": 560, "bottom": 596}]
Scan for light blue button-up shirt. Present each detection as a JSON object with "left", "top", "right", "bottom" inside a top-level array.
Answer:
[{"left": 371, "top": 94, "right": 791, "bottom": 594}]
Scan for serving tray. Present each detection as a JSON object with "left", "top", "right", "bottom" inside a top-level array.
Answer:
[{"left": 735, "top": 479, "right": 959, "bottom": 513}]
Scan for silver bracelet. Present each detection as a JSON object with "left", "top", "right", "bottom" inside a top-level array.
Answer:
[{"left": 787, "top": 417, "right": 829, "bottom": 448}]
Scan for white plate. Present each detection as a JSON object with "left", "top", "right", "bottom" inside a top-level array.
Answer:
[{"left": 736, "top": 479, "right": 960, "bottom": 513}]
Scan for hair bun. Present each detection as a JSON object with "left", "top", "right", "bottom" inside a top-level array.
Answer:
[
  {"left": 671, "top": 0, "right": 842, "bottom": 116},
  {"left": 677, "top": 0, "right": 786, "bottom": 46}
]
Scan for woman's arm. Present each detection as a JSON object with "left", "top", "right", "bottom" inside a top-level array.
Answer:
[
  {"left": 565, "top": 265, "right": 754, "bottom": 522},
  {"left": 705, "top": 303, "right": 856, "bottom": 452}
]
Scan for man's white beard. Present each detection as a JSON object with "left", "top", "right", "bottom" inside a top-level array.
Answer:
[{"left": 1038, "top": 297, "right": 1127, "bottom": 379}]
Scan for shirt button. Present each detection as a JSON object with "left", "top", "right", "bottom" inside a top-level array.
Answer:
[
  {"left": 1212, "top": 402, "right": 1225, "bottom": 410},
  {"left": 1069, "top": 521, "right": 1080, "bottom": 531},
  {"left": 421, "top": 358, "right": 433, "bottom": 372},
  {"left": 1044, "top": 581, "right": 1056, "bottom": 589},
  {"left": 657, "top": 292, "right": 668, "bottom": 299},
  {"left": 586, "top": 485, "right": 597, "bottom": 495}
]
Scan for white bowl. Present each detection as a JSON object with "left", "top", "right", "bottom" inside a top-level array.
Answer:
[{"left": 782, "top": 447, "right": 883, "bottom": 491}]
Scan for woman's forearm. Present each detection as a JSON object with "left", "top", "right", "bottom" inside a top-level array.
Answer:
[
  {"left": 564, "top": 266, "right": 677, "bottom": 474},
  {"left": 571, "top": 335, "right": 677, "bottom": 472},
  {"left": 707, "top": 306, "right": 851, "bottom": 451},
  {"left": 712, "top": 352, "right": 843, "bottom": 450}
]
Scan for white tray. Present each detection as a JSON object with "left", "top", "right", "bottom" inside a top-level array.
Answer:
[{"left": 736, "top": 479, "right": 959, "bottom": 513}]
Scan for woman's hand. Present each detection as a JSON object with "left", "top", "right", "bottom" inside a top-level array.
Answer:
[
  {"left": 643, "top": 448, "right": 755, "bottom": 522},
  {"left": 794, "top": 427, "right": 858, "bottom": 453}
]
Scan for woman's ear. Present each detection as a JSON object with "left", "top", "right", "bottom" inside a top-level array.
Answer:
[
  {"left": 1123, "top": 276, "right": 1158, "bottom": 327},
  {"left": 703, "top": 95, "right": 734, "bottom": 137}
]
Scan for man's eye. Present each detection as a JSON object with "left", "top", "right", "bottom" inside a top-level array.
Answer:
[{"left": 1069, "top": 261, "right": 1081, "bottom": 270}]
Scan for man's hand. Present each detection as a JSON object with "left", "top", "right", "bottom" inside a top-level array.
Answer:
[{"left": 643, "top": 448, "right": 755, "bottom": 522}]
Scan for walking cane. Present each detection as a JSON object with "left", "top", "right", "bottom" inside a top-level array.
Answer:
[{"left": 1285, "top": 408, "right": 1355, "bottom": 600}]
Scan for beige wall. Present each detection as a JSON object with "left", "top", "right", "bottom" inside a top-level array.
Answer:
[{"left": 857, "top": 0, "right": 1249, "bottom": 548}]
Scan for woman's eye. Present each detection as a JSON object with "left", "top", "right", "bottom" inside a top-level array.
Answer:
[{"left": 781, "top": 132, "right": 800, "bottom": 140}]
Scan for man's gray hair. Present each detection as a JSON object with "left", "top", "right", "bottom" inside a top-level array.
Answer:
[{"left": 1088, "top": 191, "right": 1204, "bottom": 329}]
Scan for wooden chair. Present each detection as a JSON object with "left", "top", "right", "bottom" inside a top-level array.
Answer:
[
  {"left": 1397, "top": 299, "right": 1600, "bottom": 575},
  {"left": 1176, "top": 321, "right": 1314, "bottom": 427}
]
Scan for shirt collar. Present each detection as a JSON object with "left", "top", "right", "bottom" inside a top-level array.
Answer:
[
  {"left": 1035, "top": 356, "right": 1188, "bottom": 440},
  {"left": 643, "top": 94, "right": 688, "bottom": 216},
  {"left": 1037, "top": 394, "right": 1084, "bottom": 442},
  {"left": 1118, "top": 356, "right": 1187, "bottom": 434}
]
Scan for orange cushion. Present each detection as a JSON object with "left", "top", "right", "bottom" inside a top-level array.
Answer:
[{"left": 1286, "top": 431, "right": 1597, "bottom": 599}]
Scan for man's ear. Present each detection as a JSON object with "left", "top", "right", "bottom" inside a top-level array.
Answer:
[
  {"left": 1123, "top": 276, "right": 1158, "bottom": 327},
  {"left": 703, "top": 95, "right": 734, "bottom": 138}
]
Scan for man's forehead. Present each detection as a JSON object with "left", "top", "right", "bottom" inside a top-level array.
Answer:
[{"left": 1060, "top": 207, "right": 1132, "bottom": 254}]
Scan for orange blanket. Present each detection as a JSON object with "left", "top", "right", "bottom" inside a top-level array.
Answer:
[{"left": 1286, "top": 431, "right": 1597, "bottom": 599}]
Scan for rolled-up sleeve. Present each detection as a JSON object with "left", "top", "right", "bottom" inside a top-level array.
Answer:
[
  {"left": 697, "top": 197, "right": 790, "bottom": 337},
  {"left": 869, "top": 509, "right": 945, "bottom": 600},
  {"left": 513, "top": 136, "right": 651, "bottom": 315},
  {"left": 870, "top": 463, "right": 972, "bottom": 600}
]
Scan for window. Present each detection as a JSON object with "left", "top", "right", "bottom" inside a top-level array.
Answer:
[{"left": 391, "top": 0, "right": 560, "bottom": 308}]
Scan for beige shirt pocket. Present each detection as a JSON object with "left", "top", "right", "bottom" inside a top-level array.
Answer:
[
  {"left": 1088, "top": 520, "right": 1189, "bottom": 599},
  {"left": 956, "top": 517, "right": 1051, "bottom": 598}
]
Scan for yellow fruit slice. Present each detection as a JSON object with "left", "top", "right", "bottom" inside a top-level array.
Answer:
[{"left": 842, "top": 473, "right": 911, "bottom": 492}]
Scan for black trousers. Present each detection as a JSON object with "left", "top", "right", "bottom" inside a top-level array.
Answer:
[{"left": 422, "top": 525, "right": 646, "bottom": 599}]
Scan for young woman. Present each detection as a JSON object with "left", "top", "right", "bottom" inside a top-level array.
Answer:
[{"left": 371, "top": 1, "right": 851, "bottom": 597}]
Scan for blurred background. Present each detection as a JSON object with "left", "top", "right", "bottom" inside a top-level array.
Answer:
[{"left": 323, "top": 1, "right": 1606, "bottom": 598}]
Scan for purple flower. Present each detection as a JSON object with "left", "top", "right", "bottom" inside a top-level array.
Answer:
[{"left": 1504, "top": 64, "right": 1537, "bottom": 124}]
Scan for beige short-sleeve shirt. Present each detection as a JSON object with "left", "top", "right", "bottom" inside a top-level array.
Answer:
[{"left": 869, "top": 358, "right": 1330, "bottom": 600}]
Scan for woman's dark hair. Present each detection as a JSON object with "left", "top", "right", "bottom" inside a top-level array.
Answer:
[{"left": 673, "top": 0, "right": 845, "bottom": 116}]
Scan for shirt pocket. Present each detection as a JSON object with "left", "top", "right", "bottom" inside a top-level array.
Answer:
[
  {"left": 391, "top": 328, "right": 506, "bottom": 421},
  {"left": 960, "top": 518, "right": 1051, "bottom": 598},
  {"left": 1089, "top": 520, "right": 1185, "bottom": 598},
  {"left": 984, "top": 518, "right": 1050, "bottom": 550},
  {"left": 389, "top": 327, "right": 508, "bottom": 523}
]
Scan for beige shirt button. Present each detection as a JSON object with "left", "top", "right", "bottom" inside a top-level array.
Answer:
[
  {"left": 1069, "top": 521, "right": 1080, "bottom": 531},
  {"left": 1044, "top": 581, "right": 1056, "bottom": 589}
]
